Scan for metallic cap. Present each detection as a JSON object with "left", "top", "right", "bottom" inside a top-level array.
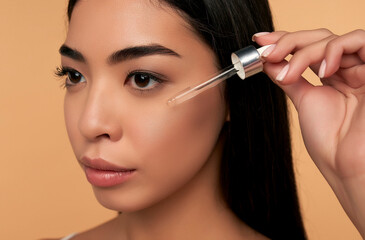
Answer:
[{"left": 231, "top": 45, "right": 263, "bottom": 80}]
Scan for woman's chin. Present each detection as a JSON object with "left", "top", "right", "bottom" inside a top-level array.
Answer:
[{"left": 91, "top": 187, "right": 159, "bottom": 213}]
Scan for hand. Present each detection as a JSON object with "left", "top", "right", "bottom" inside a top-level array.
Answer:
[{"left": 253, "top": 29, "right": 365, "bottom": 237}]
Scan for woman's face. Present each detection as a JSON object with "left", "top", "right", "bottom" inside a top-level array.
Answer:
[{"left": 61, "top": 0, "right": 227, "bottom": 211}]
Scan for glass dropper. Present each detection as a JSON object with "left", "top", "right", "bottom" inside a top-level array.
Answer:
[{"left": 167, "top": 45, "right": 272, "bottom": 106}]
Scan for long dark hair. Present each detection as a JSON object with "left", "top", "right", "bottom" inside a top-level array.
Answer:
[{"left": 66, "top": 0, "right": 306, "bottom": 239}]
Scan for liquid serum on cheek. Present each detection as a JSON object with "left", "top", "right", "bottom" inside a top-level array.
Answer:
[{"left": 167, "top": 45, "right": 272, "bottom": 106}]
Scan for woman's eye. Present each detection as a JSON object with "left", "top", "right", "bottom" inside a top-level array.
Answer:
[
  {"left": 55, "top": 67, "right": 86, "bottom": 88},
  {"left": 65, "top": 70, "right": 85, "bottom": 87},
  {"left": 127, "top": 72, "right": 162, "bottom": 91},
  {"left": 67, "top": 70, "right": 84, "bottom": 84}
]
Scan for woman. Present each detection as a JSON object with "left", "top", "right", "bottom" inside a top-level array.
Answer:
[{"left": 49, "top": 0, "right": 365, "bottom": 239}]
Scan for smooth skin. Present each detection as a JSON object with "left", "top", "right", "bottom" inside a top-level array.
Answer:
[{"left": 254, "top": 29, "right": 365, "bottom": 238}]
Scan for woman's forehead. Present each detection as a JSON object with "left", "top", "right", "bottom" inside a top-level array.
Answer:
[
  {"left": 64, "top": 0, "right": 216, "bottom": 71},
  {"left": 66, "top": 0, "right": 191, "bottom": 45}
]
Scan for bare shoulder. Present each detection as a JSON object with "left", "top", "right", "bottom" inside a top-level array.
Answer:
[
  {"left": 66, "top": 217, "right": 120, "bottom": 240},
  {"left": 38, "top": 238, "right": 61, "bottom": 240},
  {"left": 38, "top": 236, "right": 71, "bottom": 240},
  {"left": 39, "top": 216, "right": 119, "bottom": 240}
]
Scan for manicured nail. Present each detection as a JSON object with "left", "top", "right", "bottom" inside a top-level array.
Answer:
[
  {"left": 252, "top": 32, "right": 270, "bottom": 42},
  {"left": 318, "top": 59, "right": 326, "bottom": 78},
  {"left": 276, "top": 64, "right": 289, "bottom": 81},
  {"left": 261, "top": 44, "right": 276, "bottom": 57}
]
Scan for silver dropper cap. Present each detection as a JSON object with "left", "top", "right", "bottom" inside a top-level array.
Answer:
[{"left": 231, "top": 45, "right": 264, "bottom": 80}]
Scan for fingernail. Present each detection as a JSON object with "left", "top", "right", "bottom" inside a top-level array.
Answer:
[
  {"left": 276, "top": 64, "right": 289, "bottom": 81},
  {"left": 318, "top": 59, "right": 326, "bottom": 78},
  {"left": 252, "top": 32, "right": 270, "bottom": 42},
  {"left": 261, "top": 44, "right": 276, "bottom": 57}
]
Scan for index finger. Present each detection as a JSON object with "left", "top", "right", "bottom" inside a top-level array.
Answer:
[{"left": 253, "top": 29, "right": 335, "bottom": 63}]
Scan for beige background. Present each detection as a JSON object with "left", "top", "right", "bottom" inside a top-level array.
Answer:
[{"left": 0, "top": 0, "right": 364, "bottom": 239}]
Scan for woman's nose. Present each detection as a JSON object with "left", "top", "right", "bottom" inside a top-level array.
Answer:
[{"left": 78, "top": 84, "right": 123, "bottom": 142}]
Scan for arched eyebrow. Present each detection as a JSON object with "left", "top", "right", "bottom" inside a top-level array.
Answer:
[
  {"left": 108, "top": 44, "right": 181, "bottom": 64},
  {"left": 59, "top": 45, "right": 85, "bottom": 62},
  {"left": 59, "top": 44, "right": 181, "bottom": 64}
]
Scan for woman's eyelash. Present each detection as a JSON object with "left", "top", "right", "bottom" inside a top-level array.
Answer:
[
  {"left": 126, "top": 70, "right": 165, "bottom": 83},
  {"left": 55, "top": 66, "right": 69, "bottom": 89},
  {"left": 54, "top": 66, "right": 84, "bottom": 89},
  {"left": 55, "top": 66, "right": 71, "bottom": 77}
]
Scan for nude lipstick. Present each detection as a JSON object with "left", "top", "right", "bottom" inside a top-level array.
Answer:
[{"left": 80, "top": 157, "right": 136, "bottom": 187}]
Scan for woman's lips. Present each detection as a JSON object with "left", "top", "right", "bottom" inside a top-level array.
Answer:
[
  {"left": 80, "top": 157, "right": 136, "bottom": 187},
  {"left": 84, "top": 167, "right": 136, "bottom": 187}
]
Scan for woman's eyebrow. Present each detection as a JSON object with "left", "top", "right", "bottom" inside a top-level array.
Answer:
[
  {"left": 58, "top": 44, "right": 181, "bottom": 64},
  {"left": 59, "top": 44, "right": 85, "bottom": 62},
  {"left": 108, "top": 44, "right": 181, "bottom": 64}
]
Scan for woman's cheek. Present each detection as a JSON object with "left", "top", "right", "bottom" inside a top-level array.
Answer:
[
  {"left": 64, "top": 96, "right": 83, "bottom": 156},
  {"left": 124, "top": 89, "right": 226, "bottom": 193}
]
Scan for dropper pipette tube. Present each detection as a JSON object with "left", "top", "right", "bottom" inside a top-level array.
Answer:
[
  {"left": 167, "top": 66, "right": 238, "bottom": 106},
  {"left": 167, "top": 45, "right": 271, "bottom": 106}
]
